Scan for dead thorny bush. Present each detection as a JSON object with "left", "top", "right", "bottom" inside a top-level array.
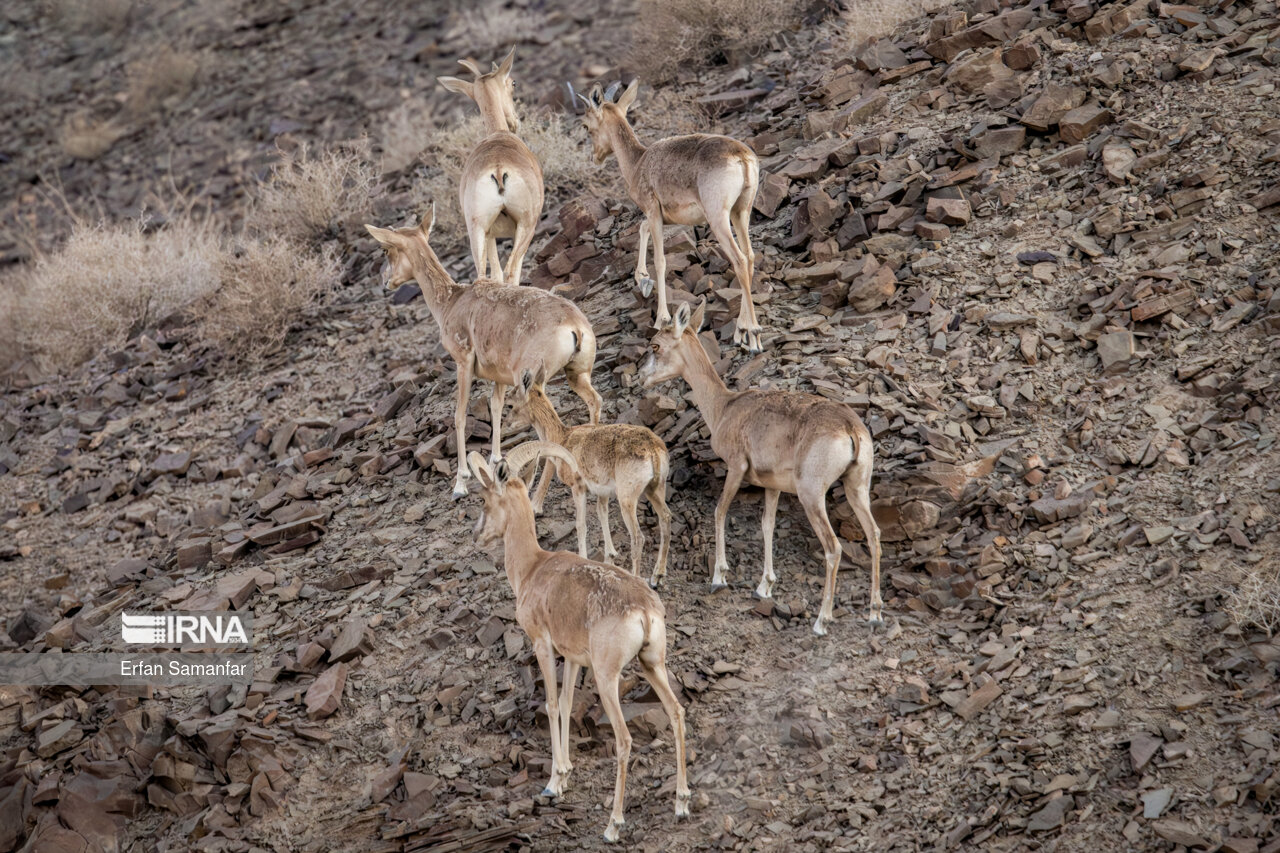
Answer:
[
  {"left": 3, "top": 210, "right": 340, "bottom": 373},
  {"left": 630, "top": 0, "right": 801, "bottom": 82},
  {"left": 9, "top": 215, "right": 225, "bottom": 368},
  {"left": 199, "top": 238, "right": 340, "bottom": 360},
  {"left": 41, "top": 0, "right": 132, "bottom": 34},
  {"left": 444, "top": 1, "right": 549, "bottom": 54},
  {"left": 125, "top": 45, "right": 202, "bottom": 118},
  {"left": 59, "top": 112, "right": 129, "bottom": 161},
  {"left": 1227, "top": 563, "right": 1280, "bottom": 638},
  {"left": 380, "top": 97, "right": 444, "bottom": 175},
  {"left": 246, "top": 145, "right": 381, "bottom": 244},
  {"left": 842, "top": 0, "right": 951, "bottom": 47}
]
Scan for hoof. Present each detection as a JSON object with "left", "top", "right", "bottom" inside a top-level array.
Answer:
[
  {"left": 675, "top": 792, "right": 691, "bottom": 819},
  {"left": 603, "top": 820, "right": 624, "bottom": 843},
  {"left": 868, "top": 608, "right": 885, "bottom": 628},
  {"left": 812, "top": 618, "right": 829, "bottom": 637},
  {"left": 753, "top": 582, "right": 773, "bottom": 600},
  {"left": 710, "top": 582, "right": 729, "bottom": 593},
  {"left": 540, "top": 786, "right": 557, "bottom": 799},
  {"left": 648, "top": 576, "right": 663, "bottom": 590},
  {"left": 451, "top": 484, "right": 468, "bottom": 500},
  {"left": 638, "top": 277, "right": 654, "bottom": 298}
]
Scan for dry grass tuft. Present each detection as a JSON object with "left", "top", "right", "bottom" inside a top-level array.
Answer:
[
  {"left": 42, "top": 0, "right": 132, "bottom": 34},
  {"left": 1227, "top": 564, "right": 1280, "bottom": 638},
  {"left": 125, "top": 46, "right": 201, "bottom": 118},
  {"left": 413, "top": 108, "right": 609, "bottom": 246},
  {"left": 11, "top": 216, "right": 225, "bottom": 368},
  {"left": 380, "top": 97, "right": 438, "bottom": 175},
  {"left": 198, "top": 238, "right": 339, "bottom": 360},
  {"left": 3, "top": 211, "right": 341, "bottom": 372},
  {"left": 842, "top": 0, "right": 950, "bottom": 47},
  {"left": 247, "top": 145, "right": 381, "bottom": 244},
  {"left": 630, "top": 0, "right": 801, "bottom": 82},
  {"left": 60, "top": 112, "right": 128, "bottom": 160},
  {"left": 444, "top": 1, "right": 548, "bottom": 54}
]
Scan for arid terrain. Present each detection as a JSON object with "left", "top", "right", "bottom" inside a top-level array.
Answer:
[{"left": 1, "top": 0, "right": 1278, "bottom": 851}]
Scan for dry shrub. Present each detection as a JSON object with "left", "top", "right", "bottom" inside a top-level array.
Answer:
[
  {"left": 125, "top": 46, "right": 201, "bottom": 118},
  {"left": 412, "top": 108, "right": 608, "bottom": 245},
  {"left": 13, "top": 216, "right": 224, "bottom": 368},
  {"left": 1227, "top": 564, "right": 1280, "bottom": 637},
  {"left": 444, "top": 1, "right": 548, "bottom": 54},
  {"left": 631, "top": 0, "right": 801, "bottom": 82},
  {"left": 4, "top": 214, "right": 340, "bottom": 372},
  {"left": 42, "top": 0, "right": 132, "bottom": 34},
  {"left": 198, "top": 239, "right": 339, "bottom": 359},
  {"left": 843, "top": 0, "right": 951, "bottom": 46},
  {"left": 380, "top": 97, "right": 438, "bottom": 174},
  {"left": 60, "top": 112, "right": 128, "bottom": 160},
  {"left": 247, "top": 145, "right": 381, "bottom": 244},
  {"left": 0, "top": 281, "right": 24, "bottom": 372}
]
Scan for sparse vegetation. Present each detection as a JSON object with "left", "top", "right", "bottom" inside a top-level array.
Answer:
[
  {"left": 1227, "top": 564, "right": 1280, "bottom": 637},
  {"left": 59, "top": 112, "right": 128, "bottom": 160},
  {"left": 3, "top": 210, "right": 341, "bottom": 373},
  {"left": 630, "top": 0, "right": 800, "bottom": 82},
  {"left": 247, "top": 145, "right": 381, "bottom": 244},
  {"left": 41, "top": 0, "right": 132, "bottom": 34},
  {"left": 444, "top": 1, "right": 548, "bottom": 54},
  {"left": 198, "top": 238, "right": 340, "bottom": 359},
  {"left": 380, "top": 98, "right": 433, "bottom": 174},
  {"left": 842, "top": 0, "right": 950, "bottom": 46},
  {"left": 124, "top": 46, "right": 201, "bottom": 118},
  {"left": 9, "top": 215, "right": 224, "bottom": 368}
]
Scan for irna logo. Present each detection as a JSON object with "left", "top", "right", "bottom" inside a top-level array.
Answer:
[{"left": 120, "top": 612, "right": 252, "bottom": 647}]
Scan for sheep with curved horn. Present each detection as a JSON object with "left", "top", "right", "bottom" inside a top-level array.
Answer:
[
  {"left": 469, "top": 441, "right": 690, "bottom": 842},
  {"left": 509, "top": 369, "right": 672, "bottom": 587},
  {"left": 578, "top": 78, "right": 766, "bottom": 353},
  {"left": 438, "top": 48, "right": 544, "bottom": 286},
  {"left": 365, "top": 207, "right": 602, "bottom": 499}
]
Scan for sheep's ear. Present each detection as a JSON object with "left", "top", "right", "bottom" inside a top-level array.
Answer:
[
  {"left": 365, "top": 225, "right": 404, "bottom": 248},
  {"left": 497, "top": 47, "right": 515, "bottom": 77},
  {"left": 672, "top": 301, "right": 691, "bottom": 337},
  {"left": 494, "top": 459, "right": 511, "bottom": 486},
  {"left": 616, "top": 78, "right": 639, "bottom": 112},
  {"left": 690, "top": 298, "right": 706, "bottom": 333},
  {"left": 438, "top": 76, "right": 474, "bottom": 98},
  {"left": 468, "top": 451, "right": 494, "bottom": 489},
  {"left": 519, "top": 369, "right": 536, "bottom": 396}
]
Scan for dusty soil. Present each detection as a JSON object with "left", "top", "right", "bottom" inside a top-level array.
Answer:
[{"left": 1, "top": 0, "right": 1279, "bottom": 851}]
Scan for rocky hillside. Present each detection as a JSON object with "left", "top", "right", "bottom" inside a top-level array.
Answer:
[{"left": 1, "top": 0, "right": 1279, "bottom": 851}]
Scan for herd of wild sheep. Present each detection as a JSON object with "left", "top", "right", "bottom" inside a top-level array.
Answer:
[{"left": 363, "top": 49, "right": 882, "bottom": 842}]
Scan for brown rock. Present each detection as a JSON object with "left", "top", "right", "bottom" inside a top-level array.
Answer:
[
  {"left": 754, "top": 172, "right": 791, "bottom": 217},
  {"left": 329, "top": 618, "right": 370, "bottom": 663},
  {"left": 974, "top": 126, "right": 1026, "bottom": 158},
  {"left": 1059, "top": 104, "right": 1113, "bottom": 143},
  {"left": 304, "top": 663, "right": 348, "bottom": 720},
  {"left": 954, "top": 679, "right": 1002, "bottom": 721},
  {"left": 1004, "top": 41, "right": 1040, "bottom": 70},
  {"left": 373, "top": 383, "right": 416, "bottom": 421},
  {"left": 1021, "top": 84, "right": 1086, "bottom": 132},
  {"left": 947, "top": 49, "right": 1015, "bottom": 94},
  {"left": 1097, "top": 331, "right": 1135, "bottom": 374},
  {"left": 845, "top": 258, "right": 897, "bottom": 313},
  {"left": 150, "top": 451, "right": 192, "bottom": 478},
  {"left": 925, "top": 195, "right": 971, "bottom": 226}
]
